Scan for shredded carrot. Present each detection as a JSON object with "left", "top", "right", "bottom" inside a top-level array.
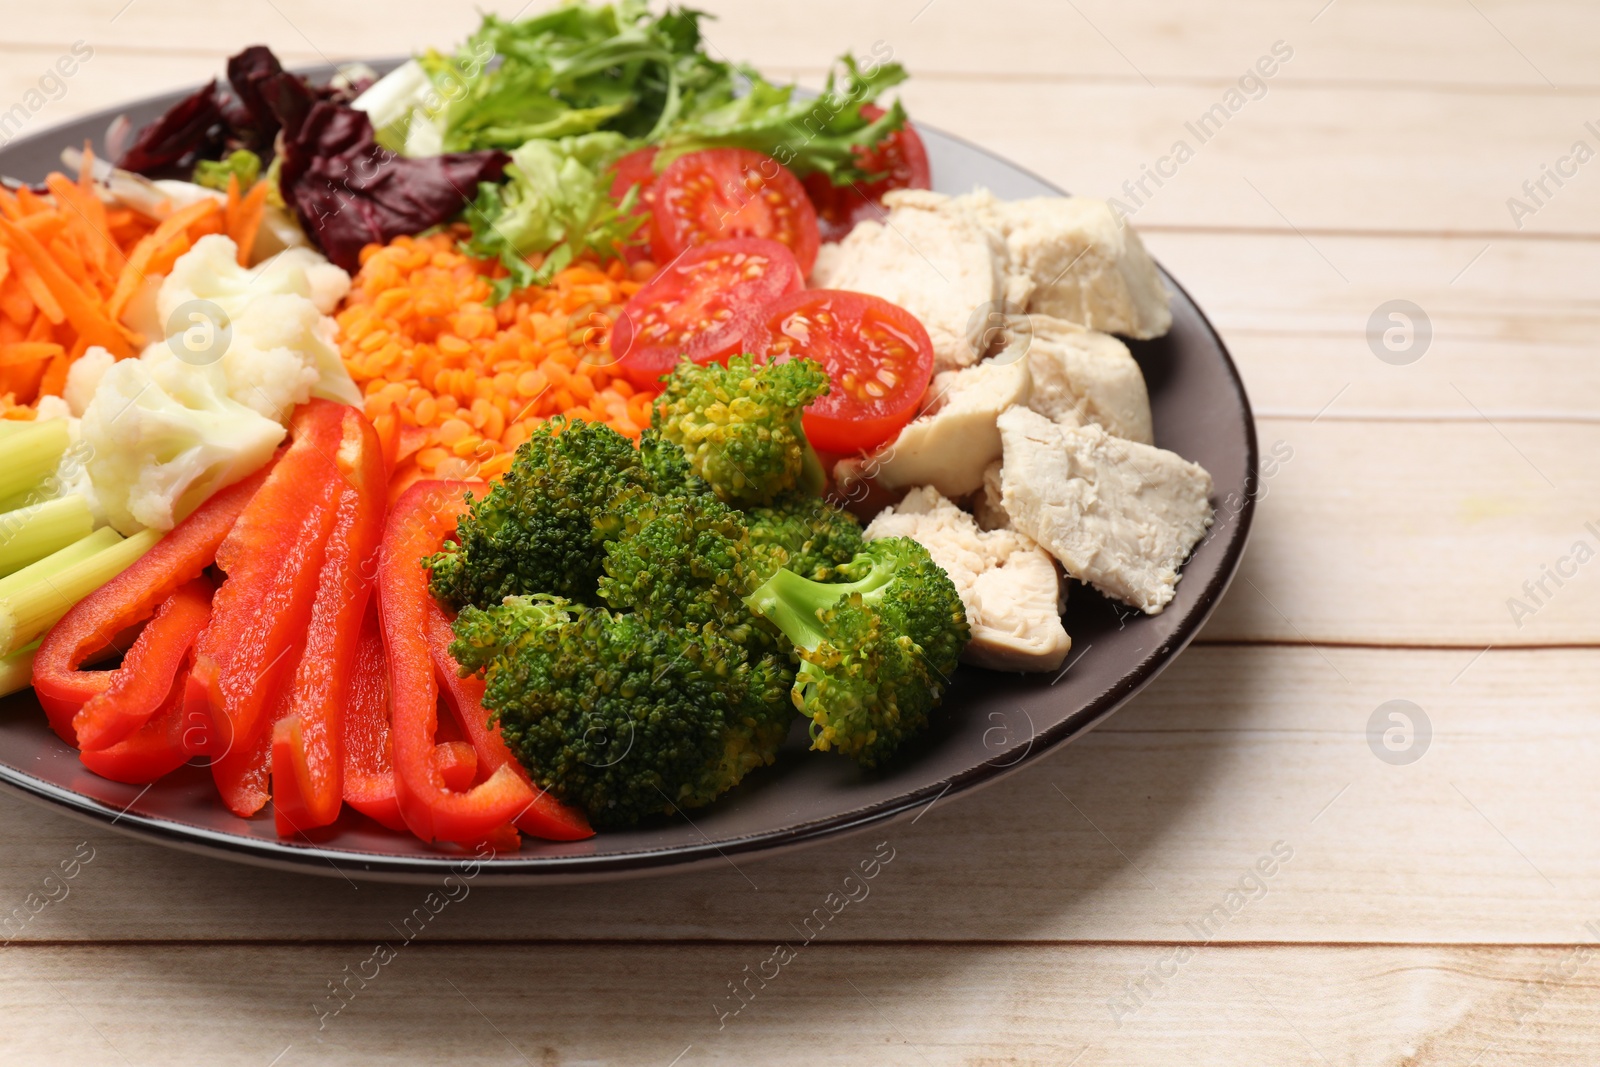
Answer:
[
  {"left": 0, "top": 216, "right": 132, "bottom": 358},
  {"left": 0, "top": 164, "right": 235, "bottom": 406},
  {"left": 106, "top": 198, "right": 220, "bottom": 322},
  {"left": 0, "top": 343, "right": 64, "bottom": 366},
  {"left": 228, "top": 180, "right": 270, "bottom": 268},
  {"left": 337, "top": 228, "right": 658, "bottom": 486}
]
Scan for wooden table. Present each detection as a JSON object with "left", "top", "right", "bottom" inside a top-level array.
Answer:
[{"left": 4, "top": 2, "right": 1598, "bottom": 1063}]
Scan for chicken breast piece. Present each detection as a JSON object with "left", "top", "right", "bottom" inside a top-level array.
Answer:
[
  {"left": 997, "top": 407, "right": 1212, "bottom": 614},
  {"left": 833, "top": 355, "right": 1031, "bottom": 499},
  {"left": 974, "top": 460, "right": 1009, "bottom": 531},
  {"left": 811, "top": 189, "right": 1006, "bottom": 373},
  {"left": 966, "top": 191, "right": 1172, "bottom": 340},
  {"left": 865, "top": 486, "right": 1070, "bottom": 673},
  {"left": 1011, "top": 314, "right": 1153, "bottom": 444}
]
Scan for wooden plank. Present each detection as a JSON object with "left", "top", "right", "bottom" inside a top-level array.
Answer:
[
  {"left": 1209, "top": 419, "right": 1600, "bottom": 645},
  {"left": 5, "top": 941, "right": 1600, "bottom": 1064},
  {"left": 3, "top": 647, "right": 1596, "bottom": 945},
  {"left": 1143, "top": 231, "right": 1600, "bottom": 344},
  {"left": 15, "top": 0, "right": 1600, "bottom": 89},
  {"left": 892, "top": 77, "right": 1600, "bottom": 236}
]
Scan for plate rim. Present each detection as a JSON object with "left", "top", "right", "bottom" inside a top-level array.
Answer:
[{"left": 0, "top": 71, "right": 1257, "bottom": 884}]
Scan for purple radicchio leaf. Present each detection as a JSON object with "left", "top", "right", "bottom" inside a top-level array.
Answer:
[{"left": 275, "top": 101, "right": 508, "bottom": 271}]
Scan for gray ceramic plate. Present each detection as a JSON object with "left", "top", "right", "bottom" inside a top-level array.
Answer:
[{"left": 0, "top": 66, "right": 1255, "bottom": 884}]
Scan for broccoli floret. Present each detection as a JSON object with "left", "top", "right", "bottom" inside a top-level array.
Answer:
[
  {"left": 743, "top": 537, "right": 970, "bottom": 768},
  {"left": 637, "top": 426, "right": 709, "bottom": 498},
  {"left": 450, "top": 595, "right": 794, "bottom": 828},
  {"left": 744, "top": 493, "right": 866, "bottom": 583},
  {"left": 597, "top": 492, "right": 786, "bottom": 637},
  {"left": 652, "top": 354, "right": 829, "bottom": 506},
  {"left": 427, "top": 417, "right": 661, "bottom": 609}
]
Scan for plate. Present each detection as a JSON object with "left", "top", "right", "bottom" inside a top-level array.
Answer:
[{"left": 0, "top": 65, "right": 1256, "bottom": 884}]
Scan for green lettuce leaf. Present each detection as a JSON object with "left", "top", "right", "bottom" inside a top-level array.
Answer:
[{"left": 460, "top": 132, "right": 646, "bottom": 303}]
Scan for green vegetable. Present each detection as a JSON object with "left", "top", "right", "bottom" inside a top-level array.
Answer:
[
  {"left": 656, "top": 54, "right": 910, "bottom": 182},
  {"left": 744, "top": 537, "right": 969, "bottom": 768},
  {"left": 430, "top": 3, "right": 737, "bottom": 149},
  {"left": 0, "top": 420, "right": 70, "bottom": 502},
  {"left": 426, "top": 416, "right": 663, "bottom": 610},
  {"left": 460, "top": 133, "right": 647, "bottom": 302},
  {"left": 354, "top": 2, "right": 912, "bottom": 300},
  {"left": 652, "top": 354, "right": 829, "bottom": 507},
  {"left": 450, "top": 594, "right": 793, "bottom": 828},
  {"left": 193, "top": 149, "right": 262, "bottom": 192},
  {"left": 0, "top": 495, "right": 96, "bottom": 576},
  {"left": 597, "top": 490, "right": 785, "bottom": 637},
  {"left": 0, "top": 527, "right": 160, "bottom": 654},
  {"left": 0, "top": 642, "right": 38, "bottom": 699},
  {"left": 743, "top": 494, "right": 865, "bottom": 583}
]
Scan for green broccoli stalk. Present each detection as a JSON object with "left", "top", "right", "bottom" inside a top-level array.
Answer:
[
  {"left": 743, "top": 537, "right": 970, "bottom": 768},
  {"left": 450, "top": 595, "right": 794, "bottom": 828},
  {"left": 652, "top": 355, "right": 829, "bottom": 507}
]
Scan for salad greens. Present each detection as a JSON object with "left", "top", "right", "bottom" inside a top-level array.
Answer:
[
  {"left": 354, "top": 1, "right": 910, "bottom": 290},
  {"left": 459, "top": 133, "right": 646, "bottom": 301}
]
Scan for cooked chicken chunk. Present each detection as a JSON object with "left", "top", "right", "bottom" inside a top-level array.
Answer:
[
  {"left": 1011, "top": 314, "right": 1153, "bottom": 444},
  {"left": 865, "top": 486, "right": 1070, "bottom": 672},
  {"left": 974, "top": 460, "right": 1009, "bottom": 531},
  {"left": 833, "top": 355, "right": 1030, "bottom": 499},
  {"left": 811, "top": 189, "right": 1006, "bottom": 372},
  {"left": 997, "top": 407, "right": 1212, "bottom": 614},
  {"left": 966, "top": 190, "right": 1172, "bottom": 340}
]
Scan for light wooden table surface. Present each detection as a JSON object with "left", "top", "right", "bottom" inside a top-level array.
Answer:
[{"left": 4, "top": 2, "right": 1599, "bottom": 1063}]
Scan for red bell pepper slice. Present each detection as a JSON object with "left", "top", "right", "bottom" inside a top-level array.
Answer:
[
  {"left": 32, "top": 465, "right": 273, "bottom": 743},
  {"left": 73, "top": 577, "right": 215, "bottom": 752},
  {"left": 194, "top": 401, "right": 346, "bottom": 816},
  {"left": 341, "top": 599, "right": 404, "bottom": 830},
  {"left": 379, "top": 479, "right": 537, "bottom": 846},
  {"left": 270, "top": 405, "right": 387, "bottom": 837},
  {"left": 78, "top": 671, "right": 193, "bottom": 785},
  {"left": 426, "top": 601, "right": 595, "bottom": 842},
  {"left": 432, "top": 741, "right": 478, "bottom": 792}
]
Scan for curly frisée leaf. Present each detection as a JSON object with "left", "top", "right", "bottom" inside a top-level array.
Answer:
[{"left": 655, "top": 54, "right": 911, "bottom": 184}]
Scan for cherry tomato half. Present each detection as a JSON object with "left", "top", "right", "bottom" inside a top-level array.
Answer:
[
  {"left": 609, "top": 147, "right": 660, "bottom": 265},
  {"left": 804, "top": 106, "right": 932, "bottom": 243},
  {"left": 743, "top": 289, "right": 934, "bottom": 453},
  {"left": 650, "top": 148, "right": 821, "bottom": 275},
  {"left": 613, "top": 237, "right": 805, "bottom": 389}
]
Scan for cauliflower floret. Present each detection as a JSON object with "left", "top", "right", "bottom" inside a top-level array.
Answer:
[
  {"left": 865, "top": 485, "right": 1070, "bottom": 672},
  {"left": 81, "top": 355, "right": 286, "bottom": 534},
  {"left": 64, "top": 347, "right": 116, "bottom": 418},
  {"left": 154, "top": 235, "right": 360, "bottom": 413},
  {"left": 245, "top": 247, "right": 352, "bottom": 314}
]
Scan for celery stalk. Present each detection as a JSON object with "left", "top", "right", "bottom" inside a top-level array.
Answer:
[
  {"left": 0, "top": 496, "right": 95, "bottom": 577},
  {"left": 0, "top": 420, "right": 69, "bottom": 501},
  {"left": 0, "top": 527, "right": 159, "bottom": 654},
  {"left": 0, "top": 479, "right": 51, "bottom": 515},
  {"left": 0, "top": 527, "right": 122, "bottom": 603},
  {"left": 0, "top": 641, "right": 38, "bottom": 699}
]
